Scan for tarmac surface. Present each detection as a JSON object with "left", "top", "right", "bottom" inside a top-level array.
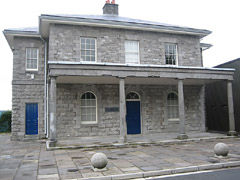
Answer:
[{"left": 0, "top": 133, "right": 240, "bottom": 180}]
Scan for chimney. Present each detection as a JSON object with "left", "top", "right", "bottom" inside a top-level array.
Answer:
[{"left": 103, "top": 0, "right": 118, "bottom": 15}]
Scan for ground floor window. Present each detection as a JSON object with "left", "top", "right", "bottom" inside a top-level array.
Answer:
[
  {"left": 167, "top": 92, "right": 179, "bottom": 120},
  {"left": 81, "top": 92, "right": 97, "bottom": 124}
]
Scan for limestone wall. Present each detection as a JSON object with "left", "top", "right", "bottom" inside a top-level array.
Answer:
[
  {"left": 49, "top": 24, "right": 202, "bottom": 67},
  {"left": 56, "top": 84, "right": 202, "bottom": 140}
]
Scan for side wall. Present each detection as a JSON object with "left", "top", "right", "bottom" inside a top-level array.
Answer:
[
  {"left": 11, "top": 37, "right": 45, "bottom": 140},
  {"left": 49, "top": 24, "right": 202, "bottom": 67},
  {"left": 56, "top": 84, "right": 202, "bottom": 140}
]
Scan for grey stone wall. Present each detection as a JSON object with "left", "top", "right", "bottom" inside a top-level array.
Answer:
[
  {"left": 49, "top": 24, "right": 202, "bottom": 67},
  {"left": 11, "top": 84, "right": 44, "bottom": 140},
  {"left": 13, "top": 37, "right": 45, "bottom": 81},
  {"left": 11, "top": 37, "right": 45, "bottom": 140},
  {"left": 56, "top": 84, "right": 202, "bottom": 140}
]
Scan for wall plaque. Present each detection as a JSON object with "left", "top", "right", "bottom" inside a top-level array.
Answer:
[{"left": 105, "top": 107, "right": 119, "bottom": 112}]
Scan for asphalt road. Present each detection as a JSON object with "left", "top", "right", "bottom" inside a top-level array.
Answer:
[{"left": 149, "top": 168, "right": 240, "bottom": 180}]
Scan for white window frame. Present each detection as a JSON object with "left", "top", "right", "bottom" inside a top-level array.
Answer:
[
  {"left": 26, "top": 48, "right": 39, "bottom": 71},
  {"left": 80, "top": 37, "right": 97, "bottom": 62},
  {"left": 165, "top": 43, "right": 178, "bottom": 66},
  {"left": 125, "top": 40, "right": 140, "bottom": 64},
  {"left": 80, "top": 91, "right": 98, "bottom": 124},
  {"left": 167, "top": 92, "right": 179, "bottom": 121}
]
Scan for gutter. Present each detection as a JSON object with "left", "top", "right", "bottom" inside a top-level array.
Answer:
[{"left": 40, "top": 36, "right": 48, "bottom": 138}]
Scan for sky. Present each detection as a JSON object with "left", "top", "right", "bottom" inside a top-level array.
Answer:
[{"left": 0, "top": 0, "right": 239, "bottom": 110}]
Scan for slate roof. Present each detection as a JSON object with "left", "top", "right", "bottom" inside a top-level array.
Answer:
[{"left": 40, "top": 14, "right": 211, "bottom": 36}]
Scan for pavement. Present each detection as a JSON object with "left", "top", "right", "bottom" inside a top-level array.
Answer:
[{"left": 0, "top": 132, "right": 240, "bottom": 180}]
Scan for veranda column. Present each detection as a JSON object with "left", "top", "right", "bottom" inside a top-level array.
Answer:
[
  {"left": 227, "top": 80, "right": 238, "bottom": 136},
  {"left": 200, "top": 85, "right": 206, "bottom": 132},
  {"left": 177, "top": 79, "right": 188, "bottom": 139},
  {"left": 49, "top": 76, "right": 57, "bottom": 146},
  {"left": 119, "top": 77, "right": 127, "bottom": 143}
]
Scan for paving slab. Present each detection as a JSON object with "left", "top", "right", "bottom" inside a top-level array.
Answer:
[{"left": 1, "top": 133, "right": 240, "bottom": 180}]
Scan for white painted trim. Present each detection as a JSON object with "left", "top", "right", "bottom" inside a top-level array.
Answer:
[{"left": 47, "top": 61, "right": 235, "bottom": 72}]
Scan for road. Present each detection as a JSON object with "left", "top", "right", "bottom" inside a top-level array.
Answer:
[{"left": 149, "top": 168, "right": 240, "bottom": 180}]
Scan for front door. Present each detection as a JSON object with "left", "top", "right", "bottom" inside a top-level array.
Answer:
[
  {"left": 26, "top": 103, "right": 38, "bottom": 135},
  {"left": 126, "top": 92, "right": 141, "bottom": 134}
]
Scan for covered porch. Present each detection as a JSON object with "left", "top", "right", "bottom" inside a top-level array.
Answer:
[{"left": 47, "top": 61, "right": 236, "bottom": 146}]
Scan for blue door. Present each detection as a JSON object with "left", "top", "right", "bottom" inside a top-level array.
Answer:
[
  {"left": 126, "top": 101, "right": 141, "bottom": 134},
  {"left": 26, "top": 103, "right": 38, "bottom": 135}
]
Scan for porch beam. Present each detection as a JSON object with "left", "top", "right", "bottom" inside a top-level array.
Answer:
[
  {"left": 49, "top": 76, "right": 57, "bottom": 146},
  {"left": 227, "top": 80, "right": 238, "bottom": 136},
  {"left": 177, "top": 79, "right": 188, "bottom": 139},
  {"left": 119, "top": 77, "right": 127, "bottom": 143}
]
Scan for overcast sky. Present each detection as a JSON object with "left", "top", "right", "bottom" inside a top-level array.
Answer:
[{"left": 0, "top": 0, "right": 239, "bottom": 110}]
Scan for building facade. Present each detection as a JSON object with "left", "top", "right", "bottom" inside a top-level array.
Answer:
[{"left": 4, "top": 1, "right": 237, "bottom": 143}]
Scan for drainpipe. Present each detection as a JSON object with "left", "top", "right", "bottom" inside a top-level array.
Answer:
[{"left": 40, "top": 36, "right": 48, "bottom": 138}]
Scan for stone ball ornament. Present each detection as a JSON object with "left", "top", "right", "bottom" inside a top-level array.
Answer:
[
  {"left": 91, "top": 152, "right": 108, "bottom": 169},
  {"left": 214, "top": 143, "right": 229, "bottom": 156}
]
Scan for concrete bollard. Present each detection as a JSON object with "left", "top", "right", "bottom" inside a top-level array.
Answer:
[
  {"left": 214, "top": 143, "right": 229, "bottom": 156},
  {"left": 91, "top": 152, "right": 108, "bottom": 169}
]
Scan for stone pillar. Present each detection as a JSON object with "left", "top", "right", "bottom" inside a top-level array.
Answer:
[
  {"left": 227, "top": 81, "right": 238, "bottom": 136},
  {"left": 119, "top": 78, "right": 127, "bottom": 143},
  {"left": 177, "top": 79, "right": 188, "bottom": 139},
  {"left": 200, "top": 85, "right": 206, "bottom": 132},
  {"left": 49, "top": 76, "right": 57, "bottom": 146}
]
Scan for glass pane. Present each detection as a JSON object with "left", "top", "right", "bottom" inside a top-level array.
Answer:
[
  {"left": 90, "top": 107, "right": 96, "bottom": 114},
  {"left": 81, "top": 115, "right": 87, "bottom": 121},
  {"left": 91, "top": 44, "right": 95, "bottom": 49},
  {"left": 92, "top": 114, "right": 96, "bottom": 122},
  {"left": 90, "top": 56, "right": 95, "bottom": 62},
  {"left": 86, "top": 56, "right": 90, "bottom": 61},
  {"left": 86, "top": 44, "right": 90, "bottom": 49},
  {"left": 91, "top": 39, "right": 95, "bottom": 45},
  {"left": 81, "top": 38, "right": 85, "bottom": 44}
]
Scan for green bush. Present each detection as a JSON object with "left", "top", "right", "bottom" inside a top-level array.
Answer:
[{"left": 0, "top": 111, "right": 12, "bottom": 132}]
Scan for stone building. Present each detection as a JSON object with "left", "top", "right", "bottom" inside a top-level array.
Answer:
[{"left": 3, "top": 1, "right": 237, "bottom": 144}]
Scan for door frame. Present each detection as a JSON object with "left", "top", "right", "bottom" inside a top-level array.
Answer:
[
  {"left": 25, "top": 103, "right": 39, "bottom": 135},
  {"left": 126, "top": 91, "right": 142, "bottom": 135}
]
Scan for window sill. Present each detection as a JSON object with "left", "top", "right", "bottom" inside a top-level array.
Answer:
[
  {"left": 81, "top": 122, "right": 98, "bottom": 127},
  {"left": 26, "top": 69, "right": 38, "bottom": 72},
  {"left": 168, "top": 118, "right": 179, "bottom": 122}
]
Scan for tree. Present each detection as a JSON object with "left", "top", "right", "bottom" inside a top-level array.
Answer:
[{"left": 0, "top": 111, "right": 12, "bottom": 132}]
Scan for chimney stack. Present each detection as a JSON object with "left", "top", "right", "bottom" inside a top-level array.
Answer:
[{"left": 103, "top": 0, "right": 118, "bottom": 15}]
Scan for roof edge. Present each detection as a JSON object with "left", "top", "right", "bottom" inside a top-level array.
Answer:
[
  {"left": 40, "top": 14, "right": 211, "bottom": 38},
  {"left": 48, "top": 61, "right": 235, "bottom": 72}
]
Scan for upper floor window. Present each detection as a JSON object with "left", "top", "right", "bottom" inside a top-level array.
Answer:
[
  {"left": 26, "top": 48, "right": 38, "bottom": 71},
  {"left": 80, "top": 37, "right": 96, "bottom": 62},
  {"left": 125, "top": 40, "right": 139, "bottom": 64},
  {"left": 167, "top": 92, "right": 179, "bottom": 120},
  {"left": 165, "top": 43, "right": 178, "bottom": 65},
  {"left": 81, "top": 92, "right": 97, "bottom": 124}
]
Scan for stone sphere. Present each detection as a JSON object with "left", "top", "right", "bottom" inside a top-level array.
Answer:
[
  {"left": 91, "top": 153, "right": 108, "bottom": 169},
  {"left": 214, "top": 143, "right": 229, "bottom": 156}
]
